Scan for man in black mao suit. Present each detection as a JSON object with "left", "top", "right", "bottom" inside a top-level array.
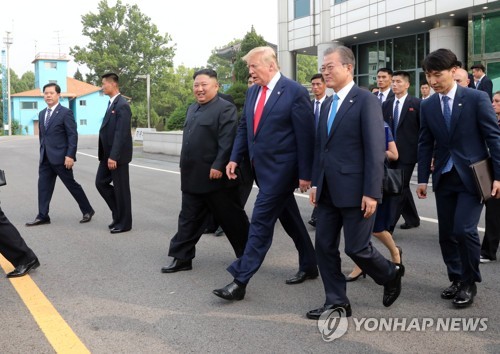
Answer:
[
  {"left": 213, "top": 46, "right": 318, "bottom": 301},
  {"left": 417, "top": 49, "right": 500, "bottom": 308},
  {"left": 26, "top": 83, "right": 94, "bottom": 226},
  {"left": 471, "top": 63, "right": 493, "bottom": 101},
  {"left": 382, "top": 71, "right": 421, "bottom": 230},
  {"left": 1, "top": 203, "right": 40, "bottom": 277},
  {"left": 161, "top": 69, "right": 249, "bottom": 273},
  {"left": 307, "top": 46, "right": 404, "bottom": 319},
  {"left": 96, "top": 73, "right": 133, "bottom": 234}
]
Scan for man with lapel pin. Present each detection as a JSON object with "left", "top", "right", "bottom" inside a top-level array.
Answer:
[
  {"left": 307, "top": 46, "right": 405, "bottom": 319},
  {"left": 213, "top": 46, "right": 317, "bottom": 301},
  {"left": 382, "top": 71, "right": 421, "bottom": 230},
  {"left": 96, "top": 73, "right": 133, "bottom": 234},
  {"left": 417, "top": 49, "right": 500, "bottom": 308},
  {"left": 26, "top": 83, "right": 94, "bottom": 226}
]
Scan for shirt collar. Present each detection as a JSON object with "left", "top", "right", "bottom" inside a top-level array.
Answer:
[
  {"left": 109, "top": 93, "right": 121, "bottom": 105},
  {"left": 334, "top": 81, "right": 355, "bottom": 101},
  {"left": 394, "top": 93, "right": 408, "bottom": 105},
  {"left": 47, "top": 102, "right": 59, "bottom": 111},
  {"left": 439, "top": 82, "right": 457, "bottom": 101}
]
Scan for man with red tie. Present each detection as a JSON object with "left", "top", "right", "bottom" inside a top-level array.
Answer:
[{"left": 213, "top": 46, "right": 317, "bottom": 300}]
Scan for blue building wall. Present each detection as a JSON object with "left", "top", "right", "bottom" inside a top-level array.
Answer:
[
  {"left": 12, "top": 92, "right": 107, "bottom": 136},
  {"left": 34, "top": 59, "right": 68, "bottom": 92}
]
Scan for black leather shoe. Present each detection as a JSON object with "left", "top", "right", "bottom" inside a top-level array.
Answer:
[
  {"left": 285, "top": 270, "right": 319, "bottom": 285},
  {"left": 6, "top": 257, "right": 40, "bottom": 278},
  {"left": 383, "top": 264, "right": 405, "bottom": 307},
  {"left": 452, "top": 283, "right": 477, "bottom": 308},
  {"left": 400, "top": 222, "right": 419, "bottom": 230},
  {"left": 108, "top": 221, "right": 117, "bottom": 229},
  {"left": 307, "top": 218, "right": 317, "bottom": 227},
  {"left": 213, "top": 281, "right": 246, "bottom": 300},
  {"left": 214, "top": 226, "right": 225, "bottom": 237},
  {"left": 80, "top": 210, "right": 95, "bottom": 223},
  {"left": 306, "top": 304, "right": 352, "bottom": 320},
  {"left": 441, "top": 280, "right": 462, "bottom": 299},
  {"left": 161, "top": 258, "right": 192, "bottom": 273},
  {"left": 110, "top": 227, "right": 131, "bottom": 234},
  {"left": 25, "top": 218, "right": 50, "bottom": 227}
]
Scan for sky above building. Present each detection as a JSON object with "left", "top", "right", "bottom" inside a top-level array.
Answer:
[{"left": 1, "top": 0, "right": 278, "bottom": 76}]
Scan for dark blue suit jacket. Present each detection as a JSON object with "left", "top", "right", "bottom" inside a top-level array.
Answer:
[
  {"left": 39, "top": 104, "right": 78, "bottom": 165},
  {"left": 98, "top": 95, "right": 133, "bottom": 164},
  {"left": 313, "top": 84, "right": 385, "bottom": 207},
  {"left": 230, "top": 74, "right": 314, "bottom": 195},
  {"left": 418, "top": 85, "right": 500, "bottom": 195}
]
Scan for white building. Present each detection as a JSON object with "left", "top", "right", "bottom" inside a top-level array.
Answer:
[{"left": 278, "top": 0, "right": 500, "bottom": 96}]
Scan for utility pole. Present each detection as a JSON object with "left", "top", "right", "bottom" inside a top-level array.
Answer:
[
  {"left": 3, "top": 31, "right": 13, "bottom": 136},
  {"left": 136, "top": 74, "right": 151, "bottom": 128}
]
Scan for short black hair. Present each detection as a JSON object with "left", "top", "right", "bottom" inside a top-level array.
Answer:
[
  {"left": 42, "top": 83, "right": 61, "bottom": 94},
  {"left": 422, "top": 49, "right": 458, "bottom": 72},
  {"left": 392, "top": 70, "right": 410, "bottom": 82},
  {"left": 420, "top": 81, "right": 429, "bottom": 87},
  {"left": 471, "top": 63, "right": 486, "bottom": 72},
  {"left": 102, "top": 72, "right": 119, "bottom": 83},
  {"left": 193, "top": 68, "right": 218, "bottom": 80},
  {"left": 310, "top": 73, "right": 324, "bottom": 82},
  {"left": 377, "top": 68, "right": 393, "bottom": 76}
]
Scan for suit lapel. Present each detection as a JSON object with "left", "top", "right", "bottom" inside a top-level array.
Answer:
[
  {"left": 102, "top": 95, "right": 119, "bottom": 128},
  {"left": 326, "top": 86, "right": 357, "bottom": 143},
  {"left": 430, "top": 94, "right": 449, "bottom": 138},
  {"left": 449, "top": 86, "right": 465, "bottom": 137},
  {"left": 319, "top": 95, "right": 332, "bottom": 144},
  {"left": 254, "top": 77, "right": 285, "bottom": 136},
  {"left": 44, "top": 106, "right": 62, "bottom": 131},
  {"left": 397, "top": 97, "right": 411, "bottom": 129}
]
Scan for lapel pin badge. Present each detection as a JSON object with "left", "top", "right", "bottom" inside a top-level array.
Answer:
[{"left": 458, "top": 103, "right": 463, "bottom": 107}]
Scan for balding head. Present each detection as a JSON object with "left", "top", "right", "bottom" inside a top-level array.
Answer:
[{"left": 453, "top": 68, "right": 470, "bottom": 88}]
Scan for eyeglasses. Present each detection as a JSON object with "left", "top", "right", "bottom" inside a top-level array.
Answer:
[{"left": 320, "top": 63, "right": 346, "bottom": 73}]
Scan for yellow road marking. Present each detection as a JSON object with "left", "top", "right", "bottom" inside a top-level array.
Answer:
[{"left": 0, "top": 255, "right": 90, "bottom": 353}]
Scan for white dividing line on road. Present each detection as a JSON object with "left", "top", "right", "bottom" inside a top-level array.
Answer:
[
  {"left": 77, "top": 152, "right": 180, "bottom": 175},
  {"left": 78, "top": 152, "right": 485, "bottom": 232}
]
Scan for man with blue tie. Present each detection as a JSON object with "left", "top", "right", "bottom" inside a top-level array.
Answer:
[
  {"left": 417, "top": 49, "right": 500, "bottom": 308},
  {"left": 307, "top": 46, "right": 404, "bottom": 319},
  {"left": 213, "top": 46, "right": 317, "bottom": 300},
  {"left": 308, "top": 73, "right": 328, "bottom": 227},
  {"left": 26, "top": 83, "right": 94, "bottom": 226}
]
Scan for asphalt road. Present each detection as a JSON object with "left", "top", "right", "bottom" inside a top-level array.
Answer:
[{"left": 0, "top": 135, "right": 498, "bottom": 353}]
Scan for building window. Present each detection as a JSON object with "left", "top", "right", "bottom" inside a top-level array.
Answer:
[
  {"left": 45, "top": 62, "right": 57, "bottom": 69},
  {"left": 80, "top": 119, "right": 87, "bottom": 126},
  {"left": 334, "top": 0, "right": 348, "bottom": 4},
  {"left": 294, "top": 0, "right": 310, "bottom": 19},
  {"left": 79, "top": 100, "right": 87, "bottom": 106},
  {"left": 49, "top": 80, "right": 57, "bottom": 84},
  {"left": 21, "top": 102, "right": 38, "bottom": 110}
]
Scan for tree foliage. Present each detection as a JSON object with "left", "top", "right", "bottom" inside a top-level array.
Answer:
[
  {"left": 234, "top": 27, "right": 267, "bottom": 83},
  {"left": 296, "top": 54, "right": 318, "bottom": 85},
  {"left": 70, "top": 0, "right": 175, "bottom": 101}
]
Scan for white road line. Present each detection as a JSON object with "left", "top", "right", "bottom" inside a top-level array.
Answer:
[{"left": 78, "top": 152, "right": 485, "bottom": 232}]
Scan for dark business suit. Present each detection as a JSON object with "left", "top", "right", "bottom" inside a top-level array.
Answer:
[
  {"left": 37, "top": 104, "right": 93, "bottom": 220},
  {"left": 227, "top": 74, "right": 317, "bottom": 284},
  {"left": 314, "top": 84, "right": 396, "bottom": 305},
  {"left": 0, "top": 204, "right": 36, "bottom": 266},
  {"left": 168, "top": 96, "right": 249, "bottom": 259},
  {"left": 475, "top": 75, "right": 493, "bottom": 101},
  {"left": 418, "top": 85, "right": 500, "bottom": 284},
  {"left": 382, "top": 95, "right": 421, "bottom": 228},
  {"left": 96, "top": 95, "right": 133, "bottom": 230}
]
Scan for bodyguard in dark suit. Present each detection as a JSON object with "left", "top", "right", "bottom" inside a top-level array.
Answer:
[
  {"left": 471, "top": 64, "right": 493, "bottom": 101},
  {"left": 382, "top": 71, "right": 421, "bottom": 230},
  {"left": 161, "top": 69, "right": 249, "bottom": 273},
  {"left": 1, "top": 202, "right": 39, "bottom": 277},
  {"left": 307, "top": 46, "right": 405, "bottom": 319},
  {"left": 213, "top": 46, "right": 317, "bottom": 301},
  {"left": 417, "top": 49, "right": 500, "bottom": 308},
  {"left": 26, "top": 83, "right": 94, "bottom": 226},
  {"left": 375, "top": 68, "right": 394, "bottom": 104},
  {"left": 96, "top": 73, "right": 133, "bottom": 234}
]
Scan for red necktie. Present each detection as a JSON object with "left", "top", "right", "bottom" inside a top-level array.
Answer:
[{"left": 253, "top": 86, "right": 268, "bottom": 134}]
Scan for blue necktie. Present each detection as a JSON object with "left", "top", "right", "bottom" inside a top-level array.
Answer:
[
  {"left": 314, "top": 100, "right": 320, "bottom": 128},
  {"left": 378, "top": 92, "right": 384, "bottom": 104},
  {"left": 442, "top": 95, "right": 454, "bottom": 173},
  {"left": 44, "top": 108, "right": 52, "bottom": 128},
  {"left": 393, "top": 100, "right": 400, "bottom": 140},
  {"left": 327, "top": 94, "right": 340, "bottom": 135}
]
